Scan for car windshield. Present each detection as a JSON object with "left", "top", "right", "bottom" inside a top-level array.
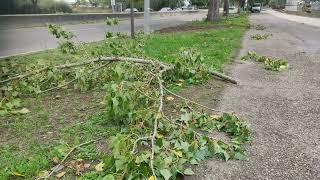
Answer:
[{"left": 253, "top": 4, "right": 261, "bottom": 7}]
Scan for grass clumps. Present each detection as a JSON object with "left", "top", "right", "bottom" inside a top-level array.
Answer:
[{"left": 241, "top": 51, "right": 288, "bottom": 71}]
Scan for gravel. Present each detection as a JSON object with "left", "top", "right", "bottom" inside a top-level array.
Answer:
[{"left": 186, "top": 12, "right": 320, "bottom": 180}]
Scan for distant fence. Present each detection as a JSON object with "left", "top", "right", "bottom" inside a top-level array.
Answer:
[{"left": 0, "top": 11, "right": 199, "bottom": 30}]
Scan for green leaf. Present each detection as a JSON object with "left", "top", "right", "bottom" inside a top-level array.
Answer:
[
  {"left": 160, "top": 169, "right": 172, "bottom": 180},
  {"left": 103, "top": 174, "right": 115, "bottom": 180},
  {"left": 181, "top": 112, "right": 192, "bottom": 123},
  {"left": 115, "top": 158, "right": 127, "bottom": 172},
  {"left": 223, "top": 151, "right": 230, "bottom": 161},
  {"left": 184, "top": 168, "right": 194, "bottom": 176},
  {"left": 190, "top": 159, "right": 199, "bottom": 165},
  {"left": 234, "top": 152, "right": 246, "bottom": 160}
]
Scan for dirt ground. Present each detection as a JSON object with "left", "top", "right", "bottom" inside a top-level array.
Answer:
[{"left": 186, "top": 11, "right": 320, "bottom": 180}]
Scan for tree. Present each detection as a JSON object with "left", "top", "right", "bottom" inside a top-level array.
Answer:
[
  {"left": 190, "top": 0, "right": 209, "bottom": 7},
  {"left": 207, "top": 0, "right": 219, "bottom": 21},
  {"left": 31, "top": 0, "right": 38, "bottom": 12},
  {"left": 89, "top": 0, "right": 99, "bottom": 7},
  {"left": 223, "top": 0, "right": 229, "bottom": 15}
]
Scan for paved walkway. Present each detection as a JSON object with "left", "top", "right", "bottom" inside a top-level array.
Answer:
[
  {"left": 266, "top": 9, "right": 320, "bottom": 28},
  {"left": 187, "top": 11, "right": 320, "bottom": 180}
]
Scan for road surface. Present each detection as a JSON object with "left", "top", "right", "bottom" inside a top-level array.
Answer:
[
  {"left": 187, "top": 10, "right": 320, "bottom": 180},
  {"left": 0, "top": 12, "right": 206, "bottom": 58}
]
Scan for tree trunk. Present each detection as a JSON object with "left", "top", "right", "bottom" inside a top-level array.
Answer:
[
  {"left": 223, "top": 0, "right": 229, "bottom": 15},
  {"left": 239, "top": 0, "right": 246, "bottom": 10},
  {"left": 207, "top": 0, "right": 220, "bottom": 21},
  {"left": 130, "top": 0, "right": 135, "bottom": 38},
  {"left": 31, "top": 0, "right": 38, "bottom": 13}
]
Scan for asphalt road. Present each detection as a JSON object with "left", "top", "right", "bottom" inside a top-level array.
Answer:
[
  {"left": 0, "top": 12, "right": 206, "bottom": 58},
  {"left": 187, "top": 10, "right": 320, "bottom": 180}
]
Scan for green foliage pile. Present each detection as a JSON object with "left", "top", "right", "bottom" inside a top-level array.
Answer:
[
  {"left": 250, "top": 33, "right": 272, "bottom": 40},
  {"left": 0, "top": 17, "right": 251, "bottom": 179},
  {"left": 255, "top": 24, "right": 267, "bottom": 30},
  {"left": 241, "top": 51, "right": 288, "bottom": 71}
]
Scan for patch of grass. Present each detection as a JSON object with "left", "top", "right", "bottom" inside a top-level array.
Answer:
[{"left": 0, "top": 14, "right": 248, "bottom": 179}]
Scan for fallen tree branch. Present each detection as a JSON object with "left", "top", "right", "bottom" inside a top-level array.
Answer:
[
  {"left": 28, "top": 62, "right": 112, "bottom": 95},
  {"left": 0, "top": 57, "right": 171, "bottom": 84},
  {"left": 40, "top": 139, "right": 101, "bottom": 180},
  {"left": 209, "top": 70, "right": 238, "bottom": 84}
]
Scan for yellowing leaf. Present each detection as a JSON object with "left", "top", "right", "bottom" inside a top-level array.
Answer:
[
  {"left": 38, "top": 170, "right": 49, "bottom": 178},
  {"left": 176, "top": 83, "right": 183, "bottom": 87},
  {"left": 156, "top": 133, "right": 164, "bottom": 139},
  {"left": 210, "top": 115, "right": 221, "bottom": 119},
  {"left": 148, "top": 176, "right": 155, "bottom": 180},
  {"left": 55, "top": 171, "right": 66, "bottom": 178},
  {"left": 95, "top": 162, "right": 104, "bottom": 172},
  {"left": 10, "top": 172, "right": 24, "bottom": 177},
  {"left": 166, "top": 96, "right": 175, "bottom": 101},
  {"left": 52, "top": 157, "right": 60, "bottom": 164},
  {"left": 173, "top": 150, "right": 183, "bottom": 157}
]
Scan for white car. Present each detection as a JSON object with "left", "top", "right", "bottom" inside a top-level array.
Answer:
[
  {"left": 159, "top": 7, "right": 172, "bottom": 12},
  {"left": 251, "top": 3, "right": 262, "bottom": 13},
  {"left": 124, "top": 8, "right": 138, "bottom": 13}
]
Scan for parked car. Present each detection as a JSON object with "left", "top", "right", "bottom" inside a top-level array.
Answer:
[
  {"left": 174, "top": 8, "right": 182, "bottom": 12},
  {"left": 251, "top": 3, "right": 262, "bottom": 13},
  {"left": 159, "top": 7, "right": 172, "bottom": 12},
  {"left": 124, "top": 8, "right": 138, "bottom": 13}
]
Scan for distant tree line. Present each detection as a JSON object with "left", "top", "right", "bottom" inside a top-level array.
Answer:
[
  {"left": 76, "top": 0, "right": 185, "bottom": 11},
  {"left": 0, "top": 0, "right": 72, "bottom": 15}
]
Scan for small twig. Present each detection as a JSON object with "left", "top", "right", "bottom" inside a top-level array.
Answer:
[
  {"left": 131, "top": 136, "right": 151, "bottom": 154},
  {"left": 208, "top": 70, "right": 238, "bottom": 84},
  {"left": 163, "top": 87, "right": 222, "bottom": 113},
  {"left": 41, "top": 139, "right": 101, "bottom": 180}
]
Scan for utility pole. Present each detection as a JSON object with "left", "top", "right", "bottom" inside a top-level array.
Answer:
[
  {"left": 130, "top": 0, "right": 135, "bottom": 38},
  {"left": 144, "top": 0, "right": 150, "bottom": 34}
]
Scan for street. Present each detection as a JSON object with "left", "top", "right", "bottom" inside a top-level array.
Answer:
[
  {"left": 0, "top": 12, "right": 206, "bottom": 58},
  {"left": 187, "top": 10, "right": 320, "bottom": 180}
]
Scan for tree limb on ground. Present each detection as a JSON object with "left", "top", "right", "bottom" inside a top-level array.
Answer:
[{"left": 0, "top": 57, "right": 237, "bottom": 85}]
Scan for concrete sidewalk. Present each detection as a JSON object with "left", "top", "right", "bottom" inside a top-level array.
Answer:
[
  {"left": 187, "top": 11, "right": 320, "bottom": 180},
  {"left": 266, "top": 9, "right": 320, "bottom": 28}
]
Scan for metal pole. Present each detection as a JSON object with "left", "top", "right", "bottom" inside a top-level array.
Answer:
[
  {"left": 144, "top": 0, "right": 150, "bottom": 34},
  {"left": 130, "top": 0, "right": 135, "bottom": 38}
]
